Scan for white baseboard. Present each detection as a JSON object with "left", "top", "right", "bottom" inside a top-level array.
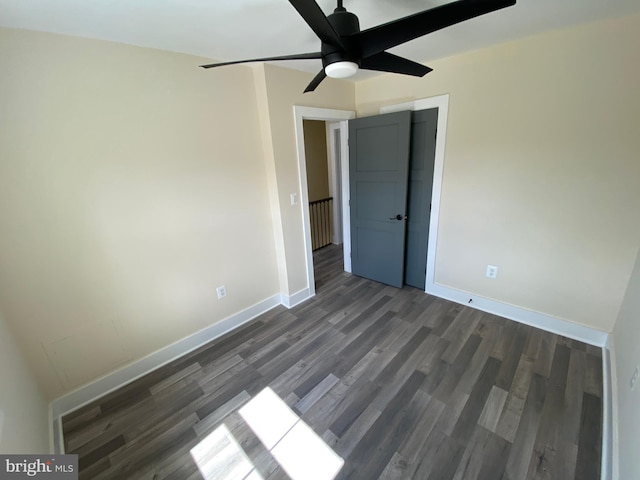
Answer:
[
  {"left": 50, "top": 294, "right": 282, "bottom": 425},
  {"left": 281, "top": 288, "right": 313, "bottom": 309},
  {"left": 426, "top": 282, "right": 609, "bottom": 347},
  {"left": 602, "top": 340, "right": 614, "bottom": 480},
  {"left": 605, "top": 335, "right": 618, "bottom": 480}
]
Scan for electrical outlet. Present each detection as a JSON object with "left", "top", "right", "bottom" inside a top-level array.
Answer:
[
  {"left": 290, "top": 193, "right": 298, "bottom": 206},
  {"left": 216, "top": 285, "right": 227, "bottom": 300},
  {"left": 630, "top": 366, "right": 639, "bottom": 391},
  {"left": 486, "top": 265, "right": 498, "bottom": 279}
]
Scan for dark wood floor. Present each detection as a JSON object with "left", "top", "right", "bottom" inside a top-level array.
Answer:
[{"left": 62, "top": 245, "right": 603, "bottom": 480}]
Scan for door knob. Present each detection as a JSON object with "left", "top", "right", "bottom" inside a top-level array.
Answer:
[{"left": 389, "top": 214, "right": 404, "bottom": 221}]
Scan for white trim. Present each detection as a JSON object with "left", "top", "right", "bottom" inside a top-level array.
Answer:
[
  {"left": 601, "top": 341, "right": 614, "bottom": 480},
  {"left": 50, "top": 294, "right": 282, "bottom": 424},
  {"left": 48, "top": 405, "right": 59, "bottom": 454},
  {"left": 327, "top": 122, "right": 343, "bottom": 246},
  {"left": 338, "top": 121, "right": 351, "bottom": 273},
  {"left": 380, "top": 94, "right": 450, "bottom": 293},
  {"left": 52, "top": 415, "right": 64, "bottom": 455},
  {"left": 605, "top": 335, "right": 617, "bottom": 480},
  {"left": 280, "top": 287, "right": 313, "bottom": 309},
  {"left": 293, "top": 106, "right": 355, "bottom": 295},
  {"left": 428, "top": 282, "right": 608, "bottom": 347}
]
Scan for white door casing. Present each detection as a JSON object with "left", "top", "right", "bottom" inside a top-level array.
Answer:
[{"left": 293, "top": 106, "right": 355, "bottom": 297}]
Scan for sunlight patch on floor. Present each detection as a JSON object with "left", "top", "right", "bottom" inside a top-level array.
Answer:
[
  {"left": 270, "top": 418, "right": 344, "bottom": 480},
  {"left": 238, "top": 388, "right": 299, "bottom": 450},
  {"left": 240, "top": 388, "right": 344, "bottom": 480},
  {"left": 190, "top": 423, "right": 262, "bottom": 480},
  {"left": 190, "top": 387, "right": 344, "bottom": 480}
]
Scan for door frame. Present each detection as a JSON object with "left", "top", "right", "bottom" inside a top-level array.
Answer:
[
  {"left": 327, "top": 122, "right": 344, "bottom": 247},
  {"left": 380, "top": 94, "right": 450, "bottom": 293},
  {"left": 293, "top": 106, "right": 355, "bottom": 297}
]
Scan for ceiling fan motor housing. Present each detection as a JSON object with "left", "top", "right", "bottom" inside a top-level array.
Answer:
[{"left": 322, "top": 9, "right": 361, "bottom": 68}]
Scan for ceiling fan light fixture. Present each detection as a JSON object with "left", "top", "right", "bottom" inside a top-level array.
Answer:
[{"left": 325, "top": 61, "right": 359, "bottom": 79}]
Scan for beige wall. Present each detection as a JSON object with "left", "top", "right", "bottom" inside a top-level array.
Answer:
[
  {"left": 303, "top": 120, "right": 330, "bottom": 202},
  {"left": 2, "top": 11, "right": 638, "bottom": 411},
  {"left": 611, "top": 248, "right": 640, "bottom": 479},
  {"left": 259, "top": 64, "right": 355, "bottom": 295},
  {"left": 0, "top": 28, "right": 280, "bottom": 399},
  {"left": 356, "top": 14, "right": 640, "bottom": 332},
  {"left": 0, "top": 309, "right": 50, "bottom": 453}
]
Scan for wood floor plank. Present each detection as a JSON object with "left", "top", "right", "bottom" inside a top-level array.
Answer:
[
  {"left": 504, "top": 373, "right": 548, "bottom": 480},
  {"left": 526, "top": 384, "right": 572, "bottom": 480},
  {"left": 575, "top": 393, "right": 602, "bottom": 480},
  {"left": 452, "top": 425, "right": 510, "bottom": 480},
  {"left": 451, "top": 357, "right": 502, "bottom": 444},
  {"left": 494, "top": 355, "right": 535, "bottom": 443},
  {"left": 584, "top": 353, "right": 604, "bottom": 398},
  {"left": 293, "top": 310, "right": 399, "bottom": 399},
  {"left": 395, "top": 391, "right": 445, "bottom": 467},
  {"left": 96, "top": 414, "right": 199, "bottom": 479},
  {"left": 331, "top": 403, "right": 382, "bottom": 458},
  {"left": 149, "top": 362, "right": 202, "bottom": 395},
  {"left": 533, "top": 331, "right": 558, "bottom": 378},
  {"left": 495, "top": 323, "right": 529, "bottom": 390},
  {"left": 414, "top": 430, "right": 464, "bottom": 480},
  {"left": 78, "top": 435, "right": 126, "bottom": 471},
  {"left": 193, "top": 390, "right": 251, "bottom": 437},
  {"left": 441, "top": 308, "right": 482, "bottom": 363},
  {"left": 564, "top": 348, "right": 587, "bottom": 444},
  {"left": 432, "top": 334, "right": 482, "bottom": 401},
  {"left": 477, "top": 385, "right": 509, "bottom": 434},
  {"left": 379, "top": 451, "right": 410, "bottom": 480},
  {"left": 61, "top": 244, "right": 603, "bottom": 480},
  {"left": 336, "top": 370, "right": 427, "bottom": 480},
  {"left": 328, "top": 326, "right": 431, "bottom": 439},
  {"left": 294, "top": 373, "right": 339, "bottom": 414},
  {"left": 78, "top": 456, "right": 111, "bottom": 480}
]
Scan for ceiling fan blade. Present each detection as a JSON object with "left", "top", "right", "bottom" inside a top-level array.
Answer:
[
  {"left": 352, "top": 0, "right": 516, "bottom": 58},
  {"left": 304, "top": 69, "right": 327, "bottom": 93},
  {"left": 361, "top": 52, "right": 433, "bottom": 77},
  {"left": 200, "top": 52, "right": 322, "bottom": 69},
  {"left": 288, "top": 0, "right": 344, "bottom": 49}
]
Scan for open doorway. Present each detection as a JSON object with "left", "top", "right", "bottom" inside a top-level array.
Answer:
[
  {"left": 303, "top": 119, "right": 336, "bottom": 251},
  {"left": 302, "top": 119, "right": 345, "bottom": 292},
  {"left": 294, "top": 96, "right": 449, "bottom": 300},
  {"left": 293, "top": 107, "right": 355, "bottom": 297}
]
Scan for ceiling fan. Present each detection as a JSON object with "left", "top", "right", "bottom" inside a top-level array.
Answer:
[{"left": 201, "top": 0, "right": 516, "bottom": 93}]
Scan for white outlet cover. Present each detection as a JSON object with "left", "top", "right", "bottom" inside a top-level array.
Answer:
[
  {"left": 290, "top": 193, "right": 298, "bottom": 206},
  {"left": 486, "top": 265, "right": 498, "bottom": 279},
  {"left": 216, "top": 285, "right": 227, "bottom": 299}
]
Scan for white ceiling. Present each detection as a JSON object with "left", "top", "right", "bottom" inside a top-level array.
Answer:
[{"left": 1, "top": 0, "right": 639, "bottom": 80}]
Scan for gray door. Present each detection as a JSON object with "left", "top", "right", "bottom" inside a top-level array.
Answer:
[
  {"left": 404, "top": 109, "right": 438, "bottom": 289},
  {"left": 349, "top": 111, "right": 412, "bottom": 288}
]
